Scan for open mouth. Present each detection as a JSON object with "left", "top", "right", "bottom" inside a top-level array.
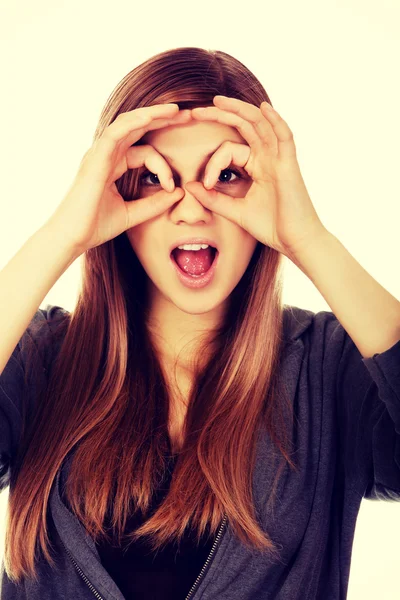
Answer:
[{"left": 171, "top": 246, "right": 218, "bottom": 276}]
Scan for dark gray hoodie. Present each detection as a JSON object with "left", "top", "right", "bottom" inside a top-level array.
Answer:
[{"left": 1, "top": 304, "right": 399, "bottom": 599}]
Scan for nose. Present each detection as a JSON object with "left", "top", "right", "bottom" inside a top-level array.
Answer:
[{"left": 170, "top": 183, "right": 212, "bottom": 223}]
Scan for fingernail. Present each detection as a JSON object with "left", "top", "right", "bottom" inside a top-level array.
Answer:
[{"left": 168, "top": 178, "right": 175, "bottom": 192}]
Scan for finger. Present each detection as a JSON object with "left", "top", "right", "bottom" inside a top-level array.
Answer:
[
  {"left": 191, "top": 105, "right": 261, "bottom": 150},
  {"left": 126, "top": 144, "right": 176, "bottom": 192},
  {"left": 99, "top": 104, "right": 190, "bottom": 162},
  {"left": 260, "top": 103, "right": 297, "bottom": 160},
  {"left": 212, "top": 95, "right": 277, "bottom": 150},
  {"left": 119, "top": 110, "right": 192, "bottom": 164},
  {"left": 125, "top": 187, "right": 184, "bottom": 229},
  {"left": 184, "top": 181, "right": 244, "bottom": 227},
  {"left": 92, "top": 113, "right": 178, "bottom": 182},
  {"left": 105, "top": 104, "right": 179, "bottom": 142},
  {"left": 108, "top": 111, "right": 193, "bottom": 186},
  {"left": 119, "top": 109, "right": 192, "bottom": 154},
  {"left": 120, "top": 110, "right": 192, "bottom": 149},
  {"left": 203, "top": 142, "right": 251, "bottom": 189},
  {"left": 78, "top": 108, "right": 191, "bottom": 198}
]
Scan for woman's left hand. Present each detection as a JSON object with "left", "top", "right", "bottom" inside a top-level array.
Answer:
[{"left": 186, "top": 96, "right": 327, "bottom": 258}]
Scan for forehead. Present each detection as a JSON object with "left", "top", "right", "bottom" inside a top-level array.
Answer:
[{"left": 140, "top": 119, "right": 246, "bottom": 161}]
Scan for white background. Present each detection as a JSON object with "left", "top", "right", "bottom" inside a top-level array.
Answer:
[{"left": 0, "top": 0, "right": 399, "bottom": 597}]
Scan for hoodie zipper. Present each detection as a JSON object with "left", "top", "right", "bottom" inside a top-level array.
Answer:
[
  {"left": 60, "top": 513, "right": 228, "bottom": 600},
  {"left": 184, "top": 513, "right": 228, "bottom": 600},
  {"left": 60, "top": 538, "right": 105, "bottom": 600}
]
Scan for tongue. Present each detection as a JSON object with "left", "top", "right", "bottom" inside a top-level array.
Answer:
[{"left": 173, "top": 248, "right": 214, "bottom": 276}]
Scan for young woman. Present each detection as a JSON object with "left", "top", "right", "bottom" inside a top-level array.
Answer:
[{"left": 1, "top": 46, "right": 399, "bottom": 600}]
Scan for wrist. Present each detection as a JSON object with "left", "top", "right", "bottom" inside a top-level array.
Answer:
[
  {"left": 285, "top": 227, "right": 333, "bottom": 271},
  {"left": 37, "top": 222, "right": 83, "bottom": 261}
]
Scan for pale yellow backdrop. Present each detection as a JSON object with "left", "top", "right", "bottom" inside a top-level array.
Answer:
[{"left": 0, "top": 0, "right": 399, "bottom": 598}]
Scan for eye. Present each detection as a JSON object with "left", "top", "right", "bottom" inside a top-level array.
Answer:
[
  {"left": 217, "top": 168, "right": 242, "bottom": 185},
  {"left": 138, "top": 167, "right": 243, "bottom": 187},
  {"left": 139, "top": 171, "right": 161, "bottom": 186}
]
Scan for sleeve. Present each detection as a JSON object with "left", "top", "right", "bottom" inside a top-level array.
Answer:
[
  {"left": 0, "top": 344, "right": 23, "bottom": 491},
  {"left": 0, "top": 304, "right": 68, "bottom": 491},
  {"left": 331, "top": 316, "right": 400, "bottom": 500}
]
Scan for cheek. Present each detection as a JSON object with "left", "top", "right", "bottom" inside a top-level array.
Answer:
[
  {"left": 125, "top": 230, "right": 138, "bottom": 255},
  {"left": 224, "top": 180, "right": 252, "bottom": 199},
  {"left": 229, "top": 241, "right": 256, "bottom": 275},
  {"left": 125, "top": 234, "right": 149, "bottom": 269},
  {"left": 125, "top": 222, "right": 147, "bottom": 253},
  {"left": 125, "top": 227, "right": 165, "bottom": 269},
  {"left": 239, "top": 233, "right": 258, "bottom": 257},
  {"left": 239, "top": 240, "right": 258, "bottom": 272}
]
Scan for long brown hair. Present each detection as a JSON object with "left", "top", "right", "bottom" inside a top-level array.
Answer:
[{"left": 4, "top": 47, "right": 297, "bottom": 583}]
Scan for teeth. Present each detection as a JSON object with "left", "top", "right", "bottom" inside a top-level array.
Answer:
[{"left": 177, "top": 243, "right": 210, "bottom": 250}]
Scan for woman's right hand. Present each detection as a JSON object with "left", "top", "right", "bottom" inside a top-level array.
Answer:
[{"left": 44, "top": 104, "right": 191, "bottom": 255}]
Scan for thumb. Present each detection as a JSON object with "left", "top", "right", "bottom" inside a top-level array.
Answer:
[
  {"left": 125, "top": 187, "right": 184, "bottom": 229},
  {"left": 185, "top": 181, "right": 241, "bottom": 224}
]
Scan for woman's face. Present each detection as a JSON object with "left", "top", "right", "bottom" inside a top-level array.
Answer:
[{"left": 125, "top": 114, "right": 258, "bottom": 318}]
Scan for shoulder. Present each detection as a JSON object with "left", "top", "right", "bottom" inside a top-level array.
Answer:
[
  {"left": 15, "top": 304, "right": 71, "bottom": 376},
  {"left": 26, "top": 304, "right": 70, "bottom": 337},
  {"left": 283, "top": 304, "right": 343, "bottom": 345}
]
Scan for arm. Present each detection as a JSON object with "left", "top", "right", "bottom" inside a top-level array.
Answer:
[
  {"left": 290, "top": 229, "right": 400, "bottom": 359},
  {"left": 291, "top": 230, "right": 400, "bottom": 498},
  {"left": 0, "top": 225, "right": 80, "bottom": 376}
]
